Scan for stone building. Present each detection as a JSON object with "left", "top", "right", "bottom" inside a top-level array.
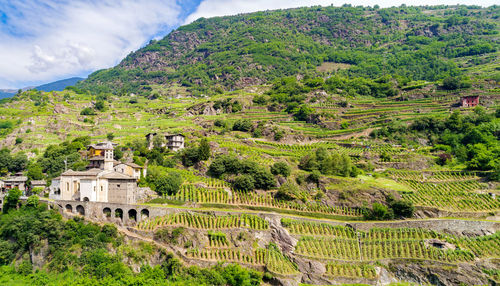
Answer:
[
  {"left": 31, "top": 180, "right": 46, "bottom": 189},
  {"left": 165, "top": 134, "right": 185, "bottom": 151},
  {"left": 3, "top": 174, "right": 27, "bottom": 192},
  {"left": 461, "top": 95, "right": 479, "bottom": 107},
  {"left": 114, "top": 162, "right": 145, "bottom": 179},
  {"left": 146, "top": 133, "right": 185, "bottom": 151},
  {"left": 50, "top": 141, "right": 145, "bottom": 204}
]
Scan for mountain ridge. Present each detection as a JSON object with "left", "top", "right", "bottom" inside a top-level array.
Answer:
[{"left": 78, "top": 5, "right": 499, "bottom": 96}]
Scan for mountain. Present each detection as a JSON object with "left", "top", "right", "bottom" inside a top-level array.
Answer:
[
  {"left": 0, "top": 89, "right": 16, "bottom": 99},
  {"left": 79, "top": 5, "right": 500, "bottom": 96},
  {"left": 35, "top": 77, "right": 84, "bottom": 92},
  {"left": 0, "top": 77, "right": 84, "bottom": 99}
]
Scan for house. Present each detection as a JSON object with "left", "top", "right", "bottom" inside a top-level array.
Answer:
[
  {"left": 49, "top": 177, "right": 61, "bottom": 200},
  {"left": 31, "top": 180, "right": 46, "bottom": 190},
  {"left": 165, "top": 134, "right": 185, "bottom": 151},
  {"left": 145, "top": 133, "right": 157, "bottom": 150},
  {"left": 114, "top": 162, "right": 145, "bottom": 179},
  {"left": 145, "top": 133, "right": 185, "bottom": 151},
  {"left": 87, "top": 141, "right": 116, "bottom": 170},
  {"left": 461, "top": 95, "right": 479, "bottom": 107},
  {"left": 4, "top": 174, "right": 28, "bottom": 192},
  {"left": 50, "top": 141, "right": 142, "bottom": 204}
]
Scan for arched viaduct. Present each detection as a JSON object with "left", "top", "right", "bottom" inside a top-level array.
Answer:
[{"left": 53, "top": 200, "right": 175, "bottom": 226}]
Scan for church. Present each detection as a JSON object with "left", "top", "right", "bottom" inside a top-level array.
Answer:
[{"left": 49, "top": 142, "right": 145, "bottom": 204}]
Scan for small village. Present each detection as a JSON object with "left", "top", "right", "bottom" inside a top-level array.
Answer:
[{"left": 0, "top": 133, "right": 186, "bottom": 216}]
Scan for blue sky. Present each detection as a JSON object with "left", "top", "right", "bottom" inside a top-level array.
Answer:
[{"left": 0, "top": 0, "right": 498, "bottom": 89}]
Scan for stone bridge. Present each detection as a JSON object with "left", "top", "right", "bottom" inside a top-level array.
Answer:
[{"left": 52, "top": 200, "right": 176, "bottom": 226}]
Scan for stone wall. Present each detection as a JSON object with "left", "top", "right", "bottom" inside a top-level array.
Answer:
[{"left": 47, "top": 199, "right": 500, "bottom": 236}]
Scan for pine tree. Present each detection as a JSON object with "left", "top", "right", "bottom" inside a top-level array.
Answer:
[{"left": 198, "top": 138, "right": 211, "bottom": 161}]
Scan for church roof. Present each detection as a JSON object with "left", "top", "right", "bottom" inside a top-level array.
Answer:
[
  {"left": 61, "top": 169, "right": 103, "bottom": 177},
  {"left": 101, "top": 172, "right": 135, "bottom": 180}
]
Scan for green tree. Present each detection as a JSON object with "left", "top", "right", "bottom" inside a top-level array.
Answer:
[
  {"left": 232, "top": 175, "right": 255, "bottom": 192},
  {"left": 198, "top": 138, "right": 211, "bottom": 161},
  {"left": 27, "top": 163, "right": 44, "bottom": 180},
  {"left": 94, "top": 100, "right": 106, "bottom": 111},
  {"left": 153, "top": 172, "right": 183, "bottom": 195},
  {"left": 364, "top": 203, "right": 394, "bottom": 220},
  {"left": 26, "top": 195, "right": 39, "bottom": 208},
  {"left": 270, "top": 162, "right": 291, "bottom": 177},
  {"left": 390, "top": 200, "right": 414, "bottom": 218},
  {"left": 3, "top": 188, "right": 22, "bottom": 213}
]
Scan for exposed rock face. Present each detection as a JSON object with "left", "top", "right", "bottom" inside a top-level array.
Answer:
[
  {"left": 30, "top": 239, "right": 49, "bottom": 270},
  {"left": 268, "top": 215, "right": 297, "bottom": 253},
  {"left": 186, "top": 103, "right": 217, "bottom": 116},
  {"left": 53, "top": 104, "right": 68, "bottom": 114},
  {"left": 390, "top": 262, "right": 491, "bottom": 286}
]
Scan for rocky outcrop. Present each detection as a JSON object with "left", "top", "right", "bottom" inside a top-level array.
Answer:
[
  {"left": 186, "top": 103, "right": 218, "bottom": 117},
  {"left": 389, "top": 261, "right": 493, "bottom": 286}
]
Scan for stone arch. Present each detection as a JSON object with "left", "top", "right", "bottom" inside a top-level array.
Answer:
[
  {"left": 115, "top": 208, "right": 123, "bottom": 220},
  {"left": 128, "top": 209, "right": 137, "bottom": 222},
  {"left": 103, "top": 207, "right": 111, "bottom": 218},
  {"left": 140, "top": 209, "right": 149, "bottom": 220},
  {"left": 83, "top": 197, "right": 89, "bottom": 202},
  {"left": 65, "top": 204, "right": 73, "bottom": 212},
  {"left": 76, "top": 205, "right": 85, "bottom": 216}
]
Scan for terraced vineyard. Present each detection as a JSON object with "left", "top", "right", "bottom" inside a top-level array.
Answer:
[
  {"left": 166, "top": 186, "right": 362, "bottom": 217},
  {"left": 388, "top": 171, "right": 500, "bottom": 212},
  {"left": 186, "top": 245, "right": 299, "bottom": 276},
  {"left": 284, "top": 219, "right": 499, "bottom": 264},
  {"left": 137, "top": 212, "right": 269, "bottom": 231},
  {"left": 325, "top": 262, "right": 377, "bottom": 279}
]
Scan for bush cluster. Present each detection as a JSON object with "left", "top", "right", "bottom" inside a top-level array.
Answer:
[{"left": 208, "top": 155, "right": 276, "bottom": 191}]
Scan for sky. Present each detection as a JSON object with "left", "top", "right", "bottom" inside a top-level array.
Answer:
[{"left": 0, "top": 0, "right": 497, "bottom": 89}]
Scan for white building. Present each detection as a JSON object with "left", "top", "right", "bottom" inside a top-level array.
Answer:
[{"left": 49, "top": 141, "right": 144, "bottom": 204}]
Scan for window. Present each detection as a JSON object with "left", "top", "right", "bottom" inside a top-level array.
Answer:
[{"left": 117, "top": 184, "right": 120, "bottom": 188}]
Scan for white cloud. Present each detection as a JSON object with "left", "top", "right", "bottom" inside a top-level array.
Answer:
[
  {"left": 185, "top": 0, "right": 498, "bottom": 24},
  {"left": 0, "top": 0, "right": 182, "bottom": 88}
]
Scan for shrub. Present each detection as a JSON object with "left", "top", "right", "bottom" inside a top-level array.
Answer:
[
  {"left": 307, "top": 170, "right": 321, "bottom": 184},
  {"left": 232, "top": 175, "right": 255, "bottom": 192},
  {"left": 274, "top": 130, "right": 285, "bottom": 141},
  {"left": 15, "top": 138, "right": 23, "bottom": 145},
  {"left": 232, "top": 119, "right": 253, "bottom": 132},
  {"left": 152, "top": 172, "right": 183, "bottom": 195},
  {"left": 94, "top": 100, "right": 106, "bottom": 111},
  {"left": 271, "top": 162, "right": 291, "bottom": 177},
  {"left": 390, "top": 200, "right": 414, "bottom": 218},
  {"left": 214, "top": 119, "right": 227, "bottom": 128},
  {"left": 80, "top": 107, "right": 96, "bottom": 115},
  {"left": 364, "top": 203, "right": 394, "bottom": 220},
  {"left": 3, "top": 188, "right": 21, "bottom": 213}
]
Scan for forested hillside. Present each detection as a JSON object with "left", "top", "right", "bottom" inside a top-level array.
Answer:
[{"left": 79, "top": 5, "right": 499, "bottom": 96}]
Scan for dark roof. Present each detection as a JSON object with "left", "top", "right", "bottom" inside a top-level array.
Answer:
[
  {"left": 89, "top": 156, "right": 105, "bottom": 161},
  {"left": 5, "top": 176, "right": 28, "bottom": 182},
  {"left": 165, "top": 134, "right": 185, "bottom": 138},
  {"left": 87, "top": 141, "right": 115, "bottom": 150}
]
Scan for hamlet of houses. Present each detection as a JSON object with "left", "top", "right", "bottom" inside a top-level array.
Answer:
[
  {"left": 1, "top": 133, "right": 185, "bottom": 206},
  {"left": 48, "top": 141, "right": 147, "bottom": 204}
]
